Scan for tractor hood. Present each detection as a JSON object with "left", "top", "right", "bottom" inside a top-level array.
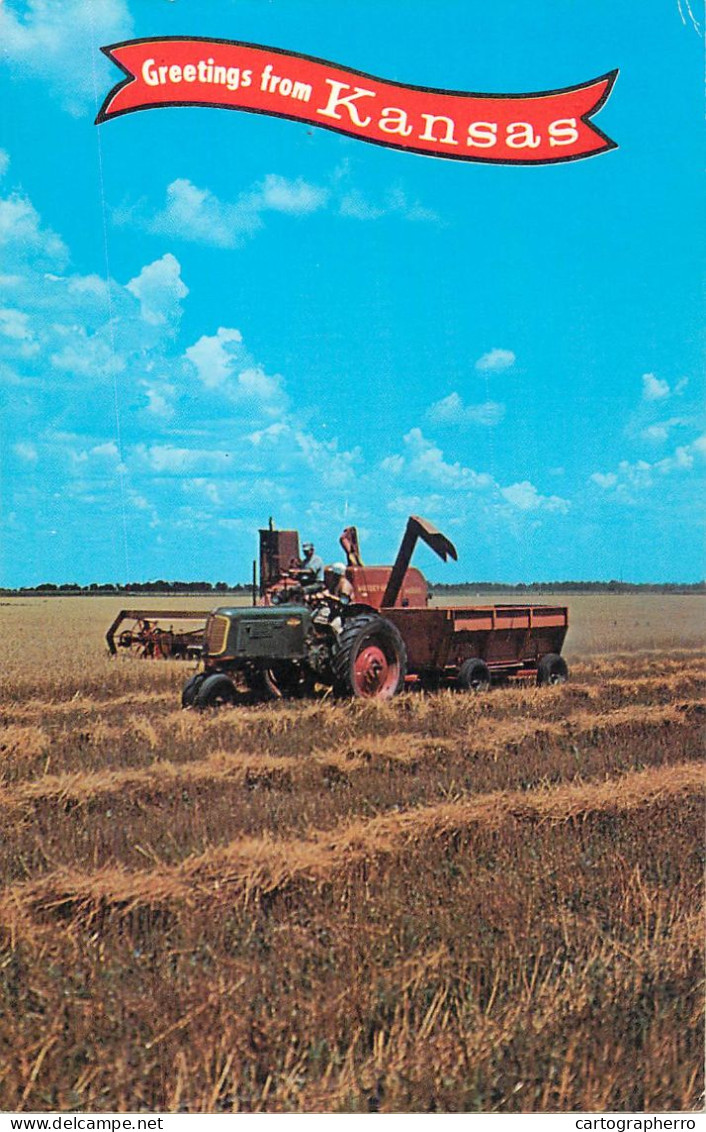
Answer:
[{"left": 204, "top": 605, "right": 312, "bottom": 661}]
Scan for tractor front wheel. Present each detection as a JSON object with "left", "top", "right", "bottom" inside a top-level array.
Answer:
[
  {"left": 181, "top": 672, "right": 206, "bottom": 708},
  {"left": 194, "top": 673, "right": 238, "bottom": 710},
  {"left": 333, "top": 614, "right": 407, "bottom": 700}
]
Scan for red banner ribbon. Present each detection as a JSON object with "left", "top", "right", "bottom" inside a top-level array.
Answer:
[{"left": 97, "top": 38, "right": 618, "bottom": 165}]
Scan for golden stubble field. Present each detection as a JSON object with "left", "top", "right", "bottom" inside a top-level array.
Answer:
[{"left": 1, "top": 593, "right": 704, "bottom": 1113}]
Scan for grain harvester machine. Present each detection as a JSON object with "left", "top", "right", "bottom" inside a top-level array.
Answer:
[{"left": 182, "top": 516, "right": 569, "bottom": 707}]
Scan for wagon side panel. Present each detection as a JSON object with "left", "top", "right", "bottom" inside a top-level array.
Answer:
[{"left": 385, "top": 604, "right": 568, "bottom": 677}]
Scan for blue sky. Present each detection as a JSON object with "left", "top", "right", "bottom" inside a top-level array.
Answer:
[{"left": 0, "top": 0, "right": 703, "bottom": 585}]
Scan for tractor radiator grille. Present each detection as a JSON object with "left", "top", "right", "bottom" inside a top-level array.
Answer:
[{"left": 205, "top": 614, "right": 229, "bottom": 656}]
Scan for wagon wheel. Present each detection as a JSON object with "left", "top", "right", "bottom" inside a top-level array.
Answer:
[
  {"left": 457, "top": 658, "right": 491, "bottom": 693},
  {"left": 332, "top": 613, "right": 407, "bottom": 699},
  {"left": 537, "top": 653, "right": 569, "bottom": 686}
]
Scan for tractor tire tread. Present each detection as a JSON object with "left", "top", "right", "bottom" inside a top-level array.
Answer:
[{"left": 332, "top": 613, "right": 407, "bottom": 699}]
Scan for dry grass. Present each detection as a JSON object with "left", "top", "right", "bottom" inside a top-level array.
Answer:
[{"left": 0, "top": 594, "right": 703, "bottom": 1112}]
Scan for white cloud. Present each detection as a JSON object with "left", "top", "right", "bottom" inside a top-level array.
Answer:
[
  {"left": 380, "top": 454, "right": 404, "bottom": 475},
  {"left": 638, "top": 417, "right": 691, "bottom": 444},
  {"left": 427, "top": 392, "right": 505, "bottom": 427},
  {"left": 617, "top": 460, "right": 653, "bottom": 490},
  {"left": 382, "top": 430, "right": 569, "bottom": 521},
  {"left": 126, "top": 254, "right": 188, "bottom": 326},
  {"left": 0, "top": 192, "right": 67, "bottom": 266},
  {"left": 654, "top": 446, "right": 693, "bottom": 474},
  {"left": 0, "top": 169, "right": 370, "bottom": 572},
  {"left": 0, "top": 0, "right": 133, "bottom": 116},
  {"left": 339, "top": 186, "right": 438, "bottom": 223},
  {"left": 90, "top": 442, "right": 120, "bottom": 459},
  {"left": 589, "top": 434, "right": 705, "bottom": 500},
  {"left": 500, "top": 481, "right": 569, "bottom": 513},
  {"left": 0, "top": 307, "right": 32, "bottom": 340},
  {"left": 135, "top": 445, "right": 235, "bottom": 476},
  {"left": 142, "top": 382, "right": 176, "bottom": 420},
  {"left": 627, "top": 369, "right": 697, "bottom": 447},
  {"left": 640, "top": 424, "right": 670, "bottom": 443},
  {"left": 0, "top": 151, "right": 9, "bottom": 178},
  {"left": 13, "top": 441, "right": 37, "bottom": 462},
  {"left": 119, "top": 172, "right": 436, "bottom": 249},
  {"left": 237, "top": 366, "right": 283, "bottom": 404},
  {"left": 243, "top": 421, "right": 361, "bottom": 492},
  {"left": 590, "top": 471, "right": 618, "bottom": 489},
  {"left": 0, "top": 180, "right": 193, "bottom": 393},
  {"left": 291, "top": 428, "right": 360, "bottom": 489},
  {"left": 641, "top": 372, "right": 670, "bottom": 401},
  {"left": 259, "top": 174, "right": 328, "bottom": 214},
  {"left": 49, "top": 325, "right": 124, "bottom": 377},
  {"left": 184, "top": 327, "right": 243, "bottom": 390},
  {"left": 387, "top": 492, "right": 447, "bottom": 517},
  {"left": 390, "top": 428, "right": 494, "bottom": 491},
  {"left": 133, "top": 174, "right": 328, "bottom": 250},
  {"left": 67, "top": 439, "right": 122, "bottom": 473},
  {"left": 67, "top": 274, "right": 108, "bottom": 301},
  {"left": 385, "top": 187, "right": 439, "bottom": 223},
  {"left": 141, "top": 179, "right": 262, "bottom": 249},
  {"left": 692, "top": 433, "right": 706, "bottom": 458},
  {"left": 184, "top": 327, "right": 287, "bottom": 414},
  {"left": 338, "top": 191, "right": 384, "bottom": 221},
  {"left": 247, "top": 422, "right": 288, "bottom": 446},
  {"left": 475, "top": 348, "right": 516, "bottom": 372}
]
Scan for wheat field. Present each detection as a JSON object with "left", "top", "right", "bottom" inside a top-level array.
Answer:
[{"left": 0, "top": 594, "right": 704, "bottom": 1112}]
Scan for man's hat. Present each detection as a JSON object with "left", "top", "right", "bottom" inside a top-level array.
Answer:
[{"left": 302, "top": 542, "right": 314, "bottom": 552}]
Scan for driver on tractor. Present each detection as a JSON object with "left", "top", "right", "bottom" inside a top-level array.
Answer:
[
  {"left": 311, "top": 562, "right": 355, "bottom": 635},
  {"left": 324, "top": 562, "right": 354, "bottom": 604},
  {"left": 298, "top": 541, "right": 325, "bottom": 582}
]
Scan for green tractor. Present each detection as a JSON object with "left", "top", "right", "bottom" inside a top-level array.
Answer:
[{"left": 182, "top": 602, "right": 408, "bottom": 708}]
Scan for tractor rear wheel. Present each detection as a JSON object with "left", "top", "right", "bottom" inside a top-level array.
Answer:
[
  {"left": 333, "top": 614, "right": 407, "bottom": 699},
  {"left": 537, "top": 653, "right": 569, "bottom": 686},
  {"left": 181, "top": 672, "right": 206, "bottom": 707},
  {"left": 457, "top": 657, "right": 491, "bottom": 692},
  {"left": 195, "top": 673, "right": 238, "bottom": 710}
]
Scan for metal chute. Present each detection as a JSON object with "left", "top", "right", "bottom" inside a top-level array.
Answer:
[{"left": 381, "top": 515, "right": 457, "bottom": 609}]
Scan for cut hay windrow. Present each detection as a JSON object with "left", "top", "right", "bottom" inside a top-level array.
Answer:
[
  {"left": 2, "top": 601, "right": 703, "bottom": 1113},
  {"left": 5, "top": 760, "right": 702, "bottom": 929},
  {"left": 2, "top": 688, "right": 175, "bottom": 723},
  {"left": 573, "top": 654, "right": 706, "bottom": 673},
  {"left": 3, "top": 660, "right": 704, "bottom": 757},
  {"left": 1, "top": 699, "right": 701, "bottom": 813}
]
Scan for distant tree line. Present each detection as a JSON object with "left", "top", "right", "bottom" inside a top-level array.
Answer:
[
  {"left": 1, "top": 579, "right": 703, "bottom": 596},
  {"left": 0, "top": 581, "right": 252, "bottom": 595},
  {"left": 430, "top": 581, "right": 706, "bottom": 595}
]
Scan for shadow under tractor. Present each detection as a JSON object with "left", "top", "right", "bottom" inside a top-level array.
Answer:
[{"left": 182, "top": 516, "right": 569, "bottom": 709}]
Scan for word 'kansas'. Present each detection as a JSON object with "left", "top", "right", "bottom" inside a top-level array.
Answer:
[
  {"left": 318, "top": 80, "right": 582, "bottom": 152},
  {"left": 97, "top": 38, "right": 618, "bottom": 166}
]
